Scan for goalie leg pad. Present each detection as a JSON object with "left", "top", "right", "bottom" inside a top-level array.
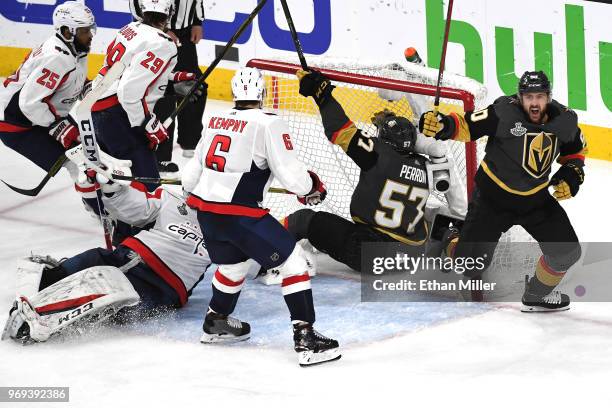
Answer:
[{"left": 2, "top": 266, "right": 139, "bottom": 343}]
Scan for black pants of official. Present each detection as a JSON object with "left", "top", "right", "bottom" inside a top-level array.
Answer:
[
  {"left": 154, "top": 27, "right": 206, "bottom": 162},
  {"left": 454, "top": 187, "right": 580, "bottom": 278}
]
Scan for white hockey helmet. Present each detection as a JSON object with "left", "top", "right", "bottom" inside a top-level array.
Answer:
[
  {"left": 52, "top": 1, "right": 96, "bottom": 37},
  {"left": 231, "top": 67, "right": 267, "bottom": 102},
  {"left": 140, "top": 0, "right": 174, "bottom": 16}
]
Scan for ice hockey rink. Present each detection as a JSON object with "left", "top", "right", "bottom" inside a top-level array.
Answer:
[{"left": 1, "top": 98, "right": 612, "bottom": 407}]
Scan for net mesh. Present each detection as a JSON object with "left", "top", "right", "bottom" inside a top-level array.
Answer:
[{"left": 247, "top": 59, "right": 535, "bottom": 271}]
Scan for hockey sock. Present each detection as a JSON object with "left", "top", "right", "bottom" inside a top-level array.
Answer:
[
  {"left": 209, "top": 268, "right": 246, "bottom": 316},
  {"left": 282, "top": 274, "right": 315, "bottom": 323},
  {"left": 529, "top": 255, "right": 566, "bottom": 296}
]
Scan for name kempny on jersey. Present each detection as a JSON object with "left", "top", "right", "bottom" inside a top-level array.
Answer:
[
  {"left": 208, "top": 116, "right": 248, "bottom": 133},
  {"left": 399, "top": 164, "right": 426, "bottom": 184}
]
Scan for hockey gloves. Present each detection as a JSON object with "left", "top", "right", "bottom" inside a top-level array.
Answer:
[
  {"left": 49, "top": 117, "right": 80, "bottom": 149},
  {"left": 550, "top": 160, "right": 585, "bottom": 200},
  {"left": 298, "top": 171, "right": 327, "bottom": 206},
  {"left": 143, "top": 113, "right": 169, "bottom": 150},
  {"left": 172, "top": 71, "right": 207, "bottom": 103},
  {"left": 297, "top": 69, "right": 335, "bottom": 106},
  {"left": 419, "top": 111, "right": 456, "bottom": 140}
]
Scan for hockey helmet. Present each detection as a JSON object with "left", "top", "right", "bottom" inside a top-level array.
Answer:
[
  {"left": 373, "top": 110, "right": 417, "bottom": 154},
  {"left": 231, "top": 67, "right": 267, "bottom": 102},
  {"left": 52, "top": 1, "right": 96, "bottom": 38},
  {"left": 518, "top": 71, "right": 551, "bottom": 95},
  {"left": 140, "top": 0, "right": 174, "bottom": 16}
]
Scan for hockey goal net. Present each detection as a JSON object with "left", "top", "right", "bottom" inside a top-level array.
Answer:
[{"left": 247, "top": 58, "right": 487, "bottom": 220}]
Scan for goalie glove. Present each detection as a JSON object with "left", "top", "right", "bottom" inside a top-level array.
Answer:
[
  {"left": 142, "top": 113, "right": 168, "bottom": 151},
  {"left": 296, "top": 69, "right": 335, "bottom": 106},
  {"left": 297, "top": 171, "right": 327, "bottom": 206},
  {"left": 172, "top": 71, "right": 207, "bottom": 103},
  {"left": 418, "top": 111, "right": 456, "bottom": 140},
  {"left": 49, "top": 117, "right": 80, "bottom": 149},
  {"left": 550, "top": 161, "right": 585, "bottom": 200}
]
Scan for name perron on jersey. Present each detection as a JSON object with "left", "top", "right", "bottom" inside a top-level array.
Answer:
[
  {"left": 182, "top": 108, "right": 313, "bottom": 216},
  {"left": 0, "top": 34, "right": 87, "bottom": 129},
  {"left": 97, "top": 22, "right": 177, "bottom": 127}
]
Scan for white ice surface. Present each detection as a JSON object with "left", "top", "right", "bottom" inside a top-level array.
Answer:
[{"left": 0, "top": 99, "right": 611, "bottom": 407}]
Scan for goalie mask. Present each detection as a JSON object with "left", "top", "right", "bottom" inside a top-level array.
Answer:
[
  {"left": 372, "top": 111, "right": 417, "bottom": 154},
  {"left": 231, "top": 67, "right": 266, "bottom": 103}
]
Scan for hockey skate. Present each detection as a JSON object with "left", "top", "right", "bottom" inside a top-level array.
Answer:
[
  {"left": 293, "top": 323, "right": 341, "bottom": 367},
  {"left": 521, "top": 275, "right": 570, "bottom": 312},
  {"left": 200, "top": 310, "right": 251, "bottom": 343}
]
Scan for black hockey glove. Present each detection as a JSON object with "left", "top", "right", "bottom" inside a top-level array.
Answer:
[
  {"left": 550, "top": 160, "right": 584, "bottom": 201},
  {"left": 172, "top": 72, "right": 207, "bottom": 103},
  {"left": 297, "top": 69, "right": 335, "bottom": 106},
  {"left": 418, "top": 111, "right": 456, "bottom": 140}
]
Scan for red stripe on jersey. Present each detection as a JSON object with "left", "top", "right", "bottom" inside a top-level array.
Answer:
[
  {"left": 330, "top": 120, "right": 354, "bottom": 144},
  {"left": 0, "top": 121, "right": 31, "bottom": 132},
  {"left": 35, "top": 294, "right": 106, "bottom": 314},
  {"left": 214, "top": 269, "right": 245, "bottom": 287},
  {"left": 92, "top": 94, "right": 120, "bottom": 112},
  {"left": 281, "top": 273, "right": 310, "bottom": 287},
  {"left": 129, "top": 181, "right": 163, "bottom": 199},
  {"left": 122, "top": 237, "right": 188, "bottom": 306},
  {"left": 42, "top": 94, "right": 59, "bottom": 121},
  {"left": 558, "top": 154, "right": 585, "bottom": 165},
  {"left": 186, "top": 195, "right": 269, "bottom": 218}
]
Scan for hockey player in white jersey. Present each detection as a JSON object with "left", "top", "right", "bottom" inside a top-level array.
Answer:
[
  {"left": 182, "top": 67, "right": 340, "bottom": 366},
  {"left": 2, "top": 159, "right": 211, "bottom": 344},
  {"left": 91, "top": 0, "right": 204, "bottom": 192},
  {"left": 0, "top": 2, "right": 99, "bottom": 206}
]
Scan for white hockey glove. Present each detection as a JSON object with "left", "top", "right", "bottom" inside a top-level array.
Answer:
[
  {"left": 143, "top": 113, "right": 169, "bottom": 151},
  {"left": 297, "top": 171, "right": 327, "bottom": 206}
]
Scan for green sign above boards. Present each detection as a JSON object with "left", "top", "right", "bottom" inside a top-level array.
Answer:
[{"left": 425, "top": 0, "right": 611, "bottom": 112}]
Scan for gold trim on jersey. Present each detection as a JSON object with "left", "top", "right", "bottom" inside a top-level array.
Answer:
[
  {"left": 480, "top": 161, "right": 549, "bottom": 196},
  {"left": 331, "top": 122, "right": 358, "bottom": 152},
  {"left": 451, "top": 112, "right": 472, "bottom": 142},
  {"left": 352, "top": 216, "right": 428, "bottom": 246},
  {"left": 522, "top": 132, "right": 558, "bottom": 178}
]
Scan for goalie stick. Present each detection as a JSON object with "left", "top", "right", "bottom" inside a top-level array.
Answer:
[
  {"left": 162, "top": 0, "right": 268, "bottom": 128},
  {"left": 70, "top": 61, "right": 127, "bottom": 249}
]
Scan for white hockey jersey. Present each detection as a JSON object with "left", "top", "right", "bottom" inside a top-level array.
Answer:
[
  {"left": 0, "top": 34, "right": 88, "bottom": 130},
  {"left": 102, "top": 182, "right": 211, "bottom": 306},
  {"left": 182, "top": 108, "right": 313, "bottom": 217},
  {"left": 94, "top": 22, "right": 177, "bottom": 127}
]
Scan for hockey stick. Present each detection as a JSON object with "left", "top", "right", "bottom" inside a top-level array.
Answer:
[
  {"left": 162, "top": 0, "right": 268, "bottom": 128},
  {"left": 1, "top": 154, "right": 68, "bottom": 197},
  {"left": 432, "top": 0, "right": 454, "bottom": 115},
  {"left": 111, "top": 173, "right": 291, "bottom": 194},
  {"left": 279, "top": 0, "right": 308, "bottom": 70},
  {"left": 70, "top": 62, "right": 126, "bottom": 249}
]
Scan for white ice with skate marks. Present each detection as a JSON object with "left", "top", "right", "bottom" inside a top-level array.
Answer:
[{"left": 0, "top": 100, "right": 611, "bottom": 406}]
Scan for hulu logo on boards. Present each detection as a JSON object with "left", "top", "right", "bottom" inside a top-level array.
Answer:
[{"left": 425, "top": 0, "right": 611, "bottom": 111}]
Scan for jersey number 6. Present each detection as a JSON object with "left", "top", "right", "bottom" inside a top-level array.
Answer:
[{"left": 205, "top": 135, "right": 232, "bottom": 172}]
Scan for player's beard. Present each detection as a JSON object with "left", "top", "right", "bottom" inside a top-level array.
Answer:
[
  {"left": 74, "top": 38, "right": 91, "bottom": 54},
  {"left": 527, "top": 104, "right": 546, "bottom": 123}
]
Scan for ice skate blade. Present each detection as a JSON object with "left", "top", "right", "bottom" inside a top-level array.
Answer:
[
  {"left": 521, "top": 304, "right": 570, "bottom": 313},
  {"left": 298, "top": 348, "right": 341, "bottom": 367},
  {"left": 200, "top": 332, "right": 250, "bottom": 344}
]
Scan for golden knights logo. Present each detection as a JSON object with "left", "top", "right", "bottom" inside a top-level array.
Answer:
[{"left": 522, "top": 132, "right": 558, "bottom": 178}]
